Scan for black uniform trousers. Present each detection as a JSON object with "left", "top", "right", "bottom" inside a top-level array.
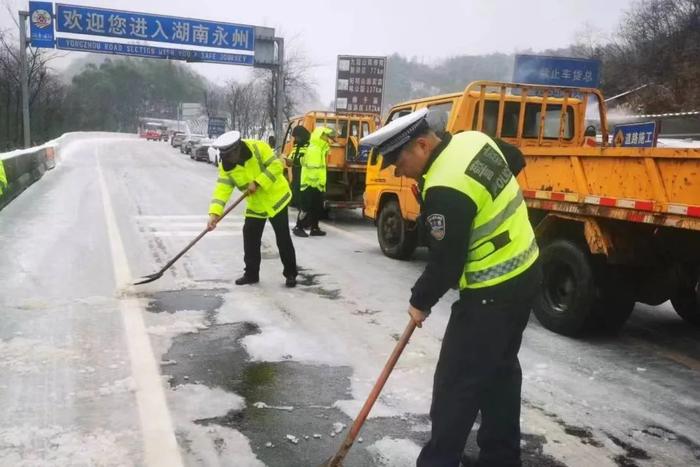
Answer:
[
  {"left": 290, "top": 165, "right": 301, "bottom": 208},
  {"left": 242, "top": 207, "right": 297, "bottom": 279},
  {"left": 417, "top": 263, "right": 541, "bottom": 467},
  {"left": 297, "top": 187, "right": 324, "bottom": 230}
]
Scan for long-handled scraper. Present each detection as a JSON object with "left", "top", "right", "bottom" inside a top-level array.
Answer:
[
  {"left": 321, "top": 319, "right": 417, "bottom": 466},
  {"left": 133, "top": 191, "right": 249, "bottom": 285}
]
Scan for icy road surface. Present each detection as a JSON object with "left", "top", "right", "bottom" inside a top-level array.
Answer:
[{"left": 1, "top": 133, "right": 699, "bottom": 467}]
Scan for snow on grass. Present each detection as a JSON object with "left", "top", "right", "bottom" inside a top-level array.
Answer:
[{"left": 367, "top": 437, "right": 422, "bottom": 466}]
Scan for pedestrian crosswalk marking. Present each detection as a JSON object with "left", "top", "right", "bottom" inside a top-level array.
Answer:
[{"left": 153, "top": 231, "right": 241, "bottom": 237}]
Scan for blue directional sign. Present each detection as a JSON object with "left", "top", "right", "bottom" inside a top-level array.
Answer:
[
  {"left": 207, "top": 117, "right": 227, "bottom": 137},
  {"left": 612, "top": 122, "right": 657, "bottom": 148},
  {"left": 55, "top": 3, "right": 255, "bottom": 52},
  {"left": 514, "top": 54, "right": 601, "bottom": 88},
  {"left": 29, "top": 2, "right": 55, "bottom": 48},
  {"left": 56, "top": 38, "right": 254, "bottom": 65}
]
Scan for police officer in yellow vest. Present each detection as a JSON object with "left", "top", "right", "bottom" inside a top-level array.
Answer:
[
  {"left": 287, "top": 125, "right": 310, "bottom": 208},
  {"left": 207, "top": 131, "right": 298, "bottom": 287},
  {"left": 293, "top": 126, "right": 336, "bottom": 237},
  {"left": 362, "top": 109, "right": 540, "bottom": 467}
]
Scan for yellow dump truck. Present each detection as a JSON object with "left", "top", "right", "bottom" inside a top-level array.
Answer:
[
  {"left": 363, "top": 81, "right": 700, "bottom": 336},
  {"left": 282, "top": 111, "right": 377, "bottom": 210}
]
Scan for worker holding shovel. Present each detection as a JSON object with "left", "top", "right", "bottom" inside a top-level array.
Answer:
[
  {"left": 207, "top": 131, "right": 298, "bottom": 288},
  {"left": 359, "top": 109, "right": 541, "bottom": 467}
]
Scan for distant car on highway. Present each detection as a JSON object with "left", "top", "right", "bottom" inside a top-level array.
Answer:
[
  {"left": 180, "top": 134, "right": 206, "bottom": 155},
  {"left": 207, "top": 146, "right": 220, "bottom": 166},
  {"left": 170, "top": 131, "right": 185, "bottom": 147},
  {"left": 191, "top": 138, "right": 214, "bottom": 162},
  {"left": 143, "top": 122, "right": 165, "bottom": 141}
]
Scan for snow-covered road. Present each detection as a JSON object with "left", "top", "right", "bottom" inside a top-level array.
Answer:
[{"left": 1, "top": 134, "right": 698, "bottom": 466}]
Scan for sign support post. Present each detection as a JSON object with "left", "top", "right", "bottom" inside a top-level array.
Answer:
[
  {"left": 19, "top": 11, "right": 31, "bottom": 148},
  {"left": 274, "top": 37, "right": 284, "bottom": 152}
]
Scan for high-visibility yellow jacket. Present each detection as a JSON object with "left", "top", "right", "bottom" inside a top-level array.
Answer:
[
  {"left": 300, "top": 127, "right": 332, "bottom": 192},
  {"left": 209, "top": 139, "right": 291, "bottom": 219},
  {"left": 0, "top": 160, "right": 6, "bottom": 196},
  {"left": 422, "top": 131, "right": 538, "bottom": 289}
]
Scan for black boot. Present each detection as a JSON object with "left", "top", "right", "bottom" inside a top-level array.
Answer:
[
  {"left": 235, "top": 275, "right": 259, "bottom": 285},
  {"left": 310, "top": 227, "right": 326, "bottom": 236},
  {"left": 285, "top": 276, "right": 297, "bottom": 288},
  {"left": 292, "top": 226, "right": 308, "bottom": 237}
]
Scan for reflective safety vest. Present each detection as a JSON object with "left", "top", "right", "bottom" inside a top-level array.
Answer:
[
  {"left": 209, "top": 139, "right": 292, "bottom": 219},
  {"left": 300, "top": 127, "right": 330, "bottom": 192},
  {"left": 0, "top": 160, "right": 6, "bottom": 196},
  {"left": 422, "top": 131, "right": 538, "bottom": 289}
]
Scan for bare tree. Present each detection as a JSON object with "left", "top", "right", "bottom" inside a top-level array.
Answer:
[{"left": 253, "top": 37, "right": 319, "bottom": 138}]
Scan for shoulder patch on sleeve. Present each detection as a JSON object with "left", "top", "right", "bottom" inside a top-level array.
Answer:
[
  {"left": 465, "top": 143, "right": 513, "bottom": 199},
  {"left": 427, "top": 213, "right": 446, "bottom": 241}
]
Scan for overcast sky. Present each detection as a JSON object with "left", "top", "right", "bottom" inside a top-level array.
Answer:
[{"left": 3, "top": 0, "right": 635, "bottom": 103}]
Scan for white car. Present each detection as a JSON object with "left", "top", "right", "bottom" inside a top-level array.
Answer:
[
  {"left": 208, "top": 146, "right": 220, "bottom": 166},
  {"left": 191, "top": 138, "right": 215, "bottom": 162}
]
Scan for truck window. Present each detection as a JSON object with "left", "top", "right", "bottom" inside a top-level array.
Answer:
[
  {"left": 523, "top": 104, "right": 574, "bottom": 139},
  {"left": 361, "top": 122, "right": 370, "bottom": 137},
  {"left": 337, "top": 120, "right": 348, "bottom": 138},
  {"left": 472, "top": 101, "right": 522, "bottom": 138},
  {"left": 386, "top": 108, "right": 411, "bottom": 124},
  {"left": 283, "top": 122, "right": 294, "bottom": 146},
  {"left": 426, "top": 102, "right": 453, "bottom": 131},
  {"left": 318, "top": 119, "right": 337, "bottom": 133},
  {"left": 472, "top": 101, "right": 572, "bottom": 139},
  {"left": 350, "top": 121, "right": 360, "bottom": 138}
]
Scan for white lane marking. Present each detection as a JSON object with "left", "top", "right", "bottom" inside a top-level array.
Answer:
[
  {"left": 96, "top": 158, "right": 184, "bottom": 467},
  {"left": 153, "top": 231, "right": 242, "bottom": 237}
]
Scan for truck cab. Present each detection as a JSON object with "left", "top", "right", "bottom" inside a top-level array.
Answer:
[
  {"left": 365, "top": 85, "right": 590, "bottom": 259},
  {"left": 282, "top": 111, "right": 377, "bottom": 210}
]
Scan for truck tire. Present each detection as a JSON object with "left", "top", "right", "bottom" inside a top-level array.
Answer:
[
  {"left": 533, "top": 240, "right": 596, "bottom": 336},
  {"left": 377, "top": 200, "right": 417, "bottom": 260},
  {"left": 671, "top": 278, "right": 700, "bottom": 325},
  {"left": 591, "top": 265, "right": 635, "bottom": 335}
]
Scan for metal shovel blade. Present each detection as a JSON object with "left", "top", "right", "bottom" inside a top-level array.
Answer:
[{"left": 132, "top": 272, "right": 163, "bottom": 285}]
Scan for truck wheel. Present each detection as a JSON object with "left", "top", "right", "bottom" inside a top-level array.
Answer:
[
  {"left": 533, "top": 240, "right": 596, "bottom": 336},
  {"left": 591, "top": 265, "right": 635, "bottom": 335},
  {"left": 377, "top": 200, "right": 417, "bottom": 260},
  {"left": 671, "top": 278, "right": 700, "bottom": 325}
]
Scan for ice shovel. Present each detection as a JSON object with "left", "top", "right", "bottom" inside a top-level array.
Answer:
[
  {"left": 320, "top": 318, "right": 417, "bottom": 467},
  {"left": 133, "top": 191, "right": 249, "bottom": 285}
]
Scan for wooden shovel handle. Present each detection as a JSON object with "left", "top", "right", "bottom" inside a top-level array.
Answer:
[{"left": 328, "top": 318, "right": 417, "bottom": 466}]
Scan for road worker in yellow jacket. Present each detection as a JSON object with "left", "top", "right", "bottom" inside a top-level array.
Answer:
[
  {"left": 207, "top": 131, "right": 297, "bottom": 287},
  {"left": 293, "top": 126, "right": 336, "bottom": 237}
]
